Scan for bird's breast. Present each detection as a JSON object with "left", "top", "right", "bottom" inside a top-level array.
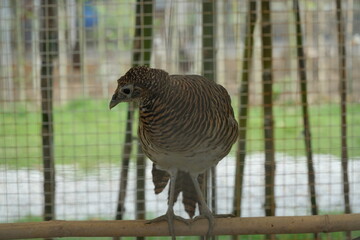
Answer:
[{"left": 138, "top": 110, "right": 236, "bottom": 174}]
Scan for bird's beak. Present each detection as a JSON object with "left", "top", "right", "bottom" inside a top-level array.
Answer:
[{"left": 109, "top": 94, "right": 121, "bottom": 109}]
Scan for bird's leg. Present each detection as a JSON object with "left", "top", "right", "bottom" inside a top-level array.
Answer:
[
  {"left": 147, "top": 169, "right": 181, "bottom": 240},
  {"left": 190, "top": 173, "right": 215, "bottom": 239}
]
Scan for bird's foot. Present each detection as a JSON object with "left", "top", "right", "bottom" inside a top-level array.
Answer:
[
  {"left": 192, "top": 213, "right": 233, "bottom": 222},
  {"left": 192, "top": 209, "right": 215, "bottom": 239},
  {"left": 191, "top": 214, "right": 233, "bottom": 239},
  {"left": 146, "top": 210, "right": 190, "bottom": 240},
  {"left": 147, "top": 213, "right": 190, "bottom": 225}
]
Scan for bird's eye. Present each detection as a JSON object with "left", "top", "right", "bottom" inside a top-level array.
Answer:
[{"left": 122, "top": 88, "right": 131, "bottom": 95}]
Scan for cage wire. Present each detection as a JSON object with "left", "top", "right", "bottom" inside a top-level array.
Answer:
[{"left": 0, "top": 0, "right": 360, "bottom": 239}]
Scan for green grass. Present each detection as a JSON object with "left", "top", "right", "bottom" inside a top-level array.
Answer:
[
  {"left": 0, "top": 99, "right": 132, "bottom": 168},
  {"left": 1, "top": 100, "right": 359, "bottom": 169},
  {"left": 242, "top": 103, "right": 360, "bottom": 157}
]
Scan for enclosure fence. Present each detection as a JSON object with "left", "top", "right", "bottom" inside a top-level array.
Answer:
[{"left": 0, "top": 0, "right": 360, "bottom": 240}]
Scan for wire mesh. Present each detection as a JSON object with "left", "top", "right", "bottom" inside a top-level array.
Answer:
[{"left": 0, "top": 0, "right": 360, "bottom": 239}]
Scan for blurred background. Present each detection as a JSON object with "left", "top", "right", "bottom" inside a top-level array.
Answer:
[{"left": 0, "top": 0, "right": 359, "bottom": 239}]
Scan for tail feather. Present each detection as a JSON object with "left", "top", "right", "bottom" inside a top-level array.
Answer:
[
  {"left": 151, "top": 164, "right": 170, "bottom": 194},
  {"left": 181, "top": 172, "right": 204, "bottom": 218},
  {"left": 151, "top": 164, "right": 204, "bottom": 218}
]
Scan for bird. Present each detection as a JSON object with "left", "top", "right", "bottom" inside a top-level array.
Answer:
[{"left": 109, "top": 66, "right": 238, "bottom": 239}]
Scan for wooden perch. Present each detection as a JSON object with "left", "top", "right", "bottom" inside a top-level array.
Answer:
[{"left": 1, "top": 214, "right": 360, "bottom": 239}]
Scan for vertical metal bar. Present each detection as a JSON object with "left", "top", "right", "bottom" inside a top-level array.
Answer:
[
  {"left": 335, "top": 1, "right": 351, "bottom": 239},
  {"left": 293, "top": 0, "right": 318, "bottom": 216},
  {"left": 293, "top": 2, "right": 318, "bottom": 238},
  {"left": 114, "top": 1, "right": 153, "bottom": 240},
  {"left": 14, "top": 0, "right": 26, "bottom": 101},
  {"left": 260, "top": 1, "right": 276, "bottom": 239},
  {"left": 134, "top": 2, "right": 153, "bottom": 240},
  {"left": 40, "top": 1, "right": 57, "bottom": 240},
  {"left": 202, "top": 2, "right": 217, "bottom": 233},
  {"left": 133, "top": 0, "right": 153, "bottom": 225},
  {"left": 202, "top": 0, "right": 216, "bottom": 81},
  {"left": 233, "top": 0, "right": 257, "bottom": 222}
]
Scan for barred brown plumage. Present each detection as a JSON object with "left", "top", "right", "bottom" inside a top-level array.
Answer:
[{"left": 110, "top": 66, "right": 238, "bottom": 239}]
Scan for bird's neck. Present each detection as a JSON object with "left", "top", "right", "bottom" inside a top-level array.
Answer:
[
  {"left": 140, "top": 84, "right": 170, "bottom": 111},
  {"left": 140, "top": 94, "right": 160, "bottom": 112}
]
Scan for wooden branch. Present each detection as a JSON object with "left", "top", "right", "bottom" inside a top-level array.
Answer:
[{"left": 1, "top": 214, "right": 360, "bottom": 240}]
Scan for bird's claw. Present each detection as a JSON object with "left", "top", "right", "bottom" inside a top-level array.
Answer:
[
  {"left": 146, "top": 214, "right": 168, "bottom": 224},
  {"left": 191, "top": 213, "right": 234, "bottom": 238},
  {"left": 175, "top": 216, "right": 191, "bottom": 225},
  {"left": 147, "top": 211, "right": 190, "bottom": 240},
  {"left": 146, "top": 214, "right": 190, "bottom": 225}
]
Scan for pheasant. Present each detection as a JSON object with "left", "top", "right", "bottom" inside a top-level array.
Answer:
[{"left": 109, "top": 66, "right": 238, "bottom": 239}]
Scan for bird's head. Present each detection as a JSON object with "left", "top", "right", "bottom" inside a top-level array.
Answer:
[{"left": 109, "top": 66, "right": 168, "bottom": 109}]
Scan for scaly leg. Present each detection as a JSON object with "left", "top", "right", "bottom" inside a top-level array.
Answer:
[
  {"left": 147, "top": 169, "right": 183, "bottom": 240},
  {"left": 190, "top": 173, "right": 215, "bottom": 239}
]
